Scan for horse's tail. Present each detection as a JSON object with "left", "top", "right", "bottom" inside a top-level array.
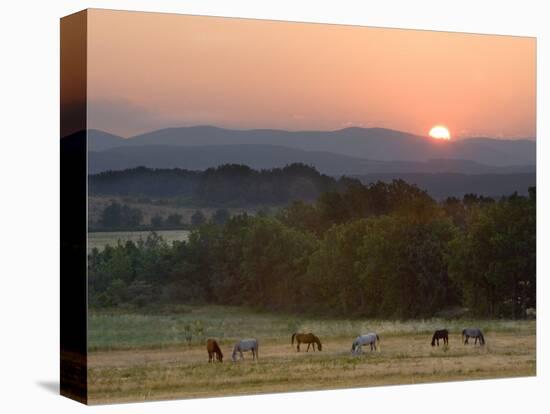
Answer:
[
  {"left": 462, "top": 329, "right": 466, "bottom": 343},
  {"left": 376, "top": 334, "right": 381, "bottom": 352},
  {"left": 291, "top": 333, "right": 296, "bottom": 345},
  {"left": 479, "top": 331, "right": 485, "bottom": 345}
]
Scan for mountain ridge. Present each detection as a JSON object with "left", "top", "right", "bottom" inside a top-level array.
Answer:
[{"left": 87, "top": 126, "right": 536, "bottom": 169}]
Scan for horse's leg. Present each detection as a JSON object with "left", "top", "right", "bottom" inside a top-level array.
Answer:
[
  {"left": 313, "top": 342, "right": 316, "bottom": 352},
  {"left": 297, "top": 342, "right": 300, "bottom": 352},
  {"left": 240, "top": 350, "right": 244, "bottom": 360},
  {"left": 208, "top": 351, "right": 212, "bottom": 363},
  {"left": 306, "top": 343, "right": 310, "bottom": 352}
]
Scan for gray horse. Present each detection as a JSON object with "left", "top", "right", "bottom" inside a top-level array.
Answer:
[
  {"left": 232, "top": 338, "right": 259, "bottom": 361},
  {"left": 462, "top": 328, "right": 485, "bottom": 345},
  {"left": 351, "top": 333, "right": 380, "bottom": 354}
]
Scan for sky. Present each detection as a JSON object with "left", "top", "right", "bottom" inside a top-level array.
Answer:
[{"left": 86, "top": 9, "right": 536, "bottom": 139}]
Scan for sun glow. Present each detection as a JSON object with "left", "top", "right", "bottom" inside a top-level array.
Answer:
[{"left": 429, "top": 125, "right": 451, "bottom": 140}]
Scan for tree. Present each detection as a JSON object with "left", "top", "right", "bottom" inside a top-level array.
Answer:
[
  {"left": 165, "top": 213, "right": 183, "bottom": 227},
  {"left": 211, "top": 209, "right": 230, "bottom": 226},
  {"left": 191, "top": 210, "right": 207, "bottom": 227},
  {"left": 357, "top": 208, "right": 458, "bottom": 318},
  {"left": 278, "top": 200, "right": 322, "bottom": 236},
  {"left": 239, "top": 217, "right": 317, "bottom": 309},
  {"left": 306, "top": 219, "right": 370, "bottom": 315},
  {"left": 101, "top": 201, "right": 143, "bottom": 228},
  {"left": 151, "top": 215, "right": 164, "bottom": 228},
  {"left": 448, "top": 195, "right": 535, "bottom": 318},
  {"left": 101, "top": 201, "right": 123, "bottom": 227}
]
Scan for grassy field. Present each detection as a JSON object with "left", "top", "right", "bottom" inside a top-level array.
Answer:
[
  {"left": 88, "top": 305, "right": 536, "bottom": 404},
  {"left": 88, "top": 230, "right": 190, "bottom": 253}
]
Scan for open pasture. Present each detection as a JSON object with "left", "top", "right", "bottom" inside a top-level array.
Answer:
[{"left": 88, "top": 306, "right": 535, "bottom": 403}]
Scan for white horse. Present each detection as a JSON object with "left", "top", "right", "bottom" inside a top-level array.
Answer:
[
  {"left": 351, "top": 333, "right": 380, "bottom": 354},
  {"left": 232, "top": 338, "right": 259, "bottom": 362}
]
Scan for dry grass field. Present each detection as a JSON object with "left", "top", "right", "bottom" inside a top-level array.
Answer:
[{"left": 87, "top": 306, "right": 536, "bottom": 404}]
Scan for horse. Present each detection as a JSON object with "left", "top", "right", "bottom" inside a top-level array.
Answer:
[
  {"left": 351, "top": 333, "right": 380, "bottom": 354},
  {"left": 431, "top": 329, "right": 449, "bottom": 347},
  {"left": 232, "top": 338, "right": 259, "bottom": 362},
  {"left": 462, "top": 328, "right": 485, "bottom": 346},
  {"left": 206, "top": 338, "right": 223, "bottom": 363},
  {"left": 291, "top": 332, "right": 322, "bottom": 352}
]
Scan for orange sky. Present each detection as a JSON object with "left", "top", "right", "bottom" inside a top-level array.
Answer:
[{"left": 87, "top": 9, "right": 536, "bottom": 139}]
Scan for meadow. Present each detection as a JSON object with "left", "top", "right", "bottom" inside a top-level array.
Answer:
[{"left": 87, "top": 305, "right": 536, "bottom": 404}]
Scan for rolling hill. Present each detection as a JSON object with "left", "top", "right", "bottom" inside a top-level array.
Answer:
[{"left": 87, "top": 126, "right": 535, "bottom": 173}]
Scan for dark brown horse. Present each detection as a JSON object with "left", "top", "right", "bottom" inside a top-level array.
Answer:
[
  {"left": 291, "top": 332, "right": 322, "bottom": 352},
  {"left": 431, "top": 329, "right": 449, "bottom": 346},
  {"left": 206, "top": 339, "right": 223, "bottom": 362}
]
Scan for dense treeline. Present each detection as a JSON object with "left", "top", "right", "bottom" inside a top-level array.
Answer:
[
  {"left": 89, "top": 178, "right": 536, "bottom": 319},
  {"left": 90, "top": 164, "right": 343, "bottom": 205}
]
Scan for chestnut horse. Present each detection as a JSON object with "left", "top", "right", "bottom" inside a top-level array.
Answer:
[
  {"left": 291, "top": 332, "right": 322, "bottom": 352},
  {"left": 206, "top": 338, "right": 223, "bottom": 362}
]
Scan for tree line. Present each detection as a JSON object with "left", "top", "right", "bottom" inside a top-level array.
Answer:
[
  {"left": 95, "top": 201, "right": 232, "bottom": 230},
  {"left": 89, "top": 164, "right": 342, "bottom": 206},
  {"left": 88, "top": 178, "right": 536, "bottom": 319}
]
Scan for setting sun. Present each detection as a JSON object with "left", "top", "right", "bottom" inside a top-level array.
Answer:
[{"left": 429, "top": 125, "right": 451, "bottom": 140}]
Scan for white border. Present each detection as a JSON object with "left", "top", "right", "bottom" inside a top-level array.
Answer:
[{"left": 0, "top": 1, "right": 547, "bottom": 413}]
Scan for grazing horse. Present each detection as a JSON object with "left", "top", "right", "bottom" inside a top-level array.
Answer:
[
  {"left": 351, "top": 333, "right": 380, "bottom": 354},
  {"left": 431, "top": 329, "right": 449, "bottom": 347},
  {"left": 291, "top": 332, "right": 323, "bottom": 352},
  {"left": 206, "top": 339, "right": 223, "bottom": 363},
  {"left": 462, "top": 328, "right": 485, "bottom": 346},
  {"left": 232, "top": 338, "right": 259, "bottom": 362}
]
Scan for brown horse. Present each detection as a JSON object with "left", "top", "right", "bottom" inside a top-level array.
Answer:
[
  {"left": 206, "top": 339, "right": 223, "bottom": 362},
  {"left": 291, "top": 332, "right": 322, "bottom": 352}
]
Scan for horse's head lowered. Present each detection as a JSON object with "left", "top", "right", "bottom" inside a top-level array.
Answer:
[{"left": 314, "top": 335, "right": 323, "bottom": 351}]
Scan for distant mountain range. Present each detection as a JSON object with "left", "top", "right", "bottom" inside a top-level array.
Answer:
[{"left": 88, "top": 127, "right": 535, "bottom": 175}]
